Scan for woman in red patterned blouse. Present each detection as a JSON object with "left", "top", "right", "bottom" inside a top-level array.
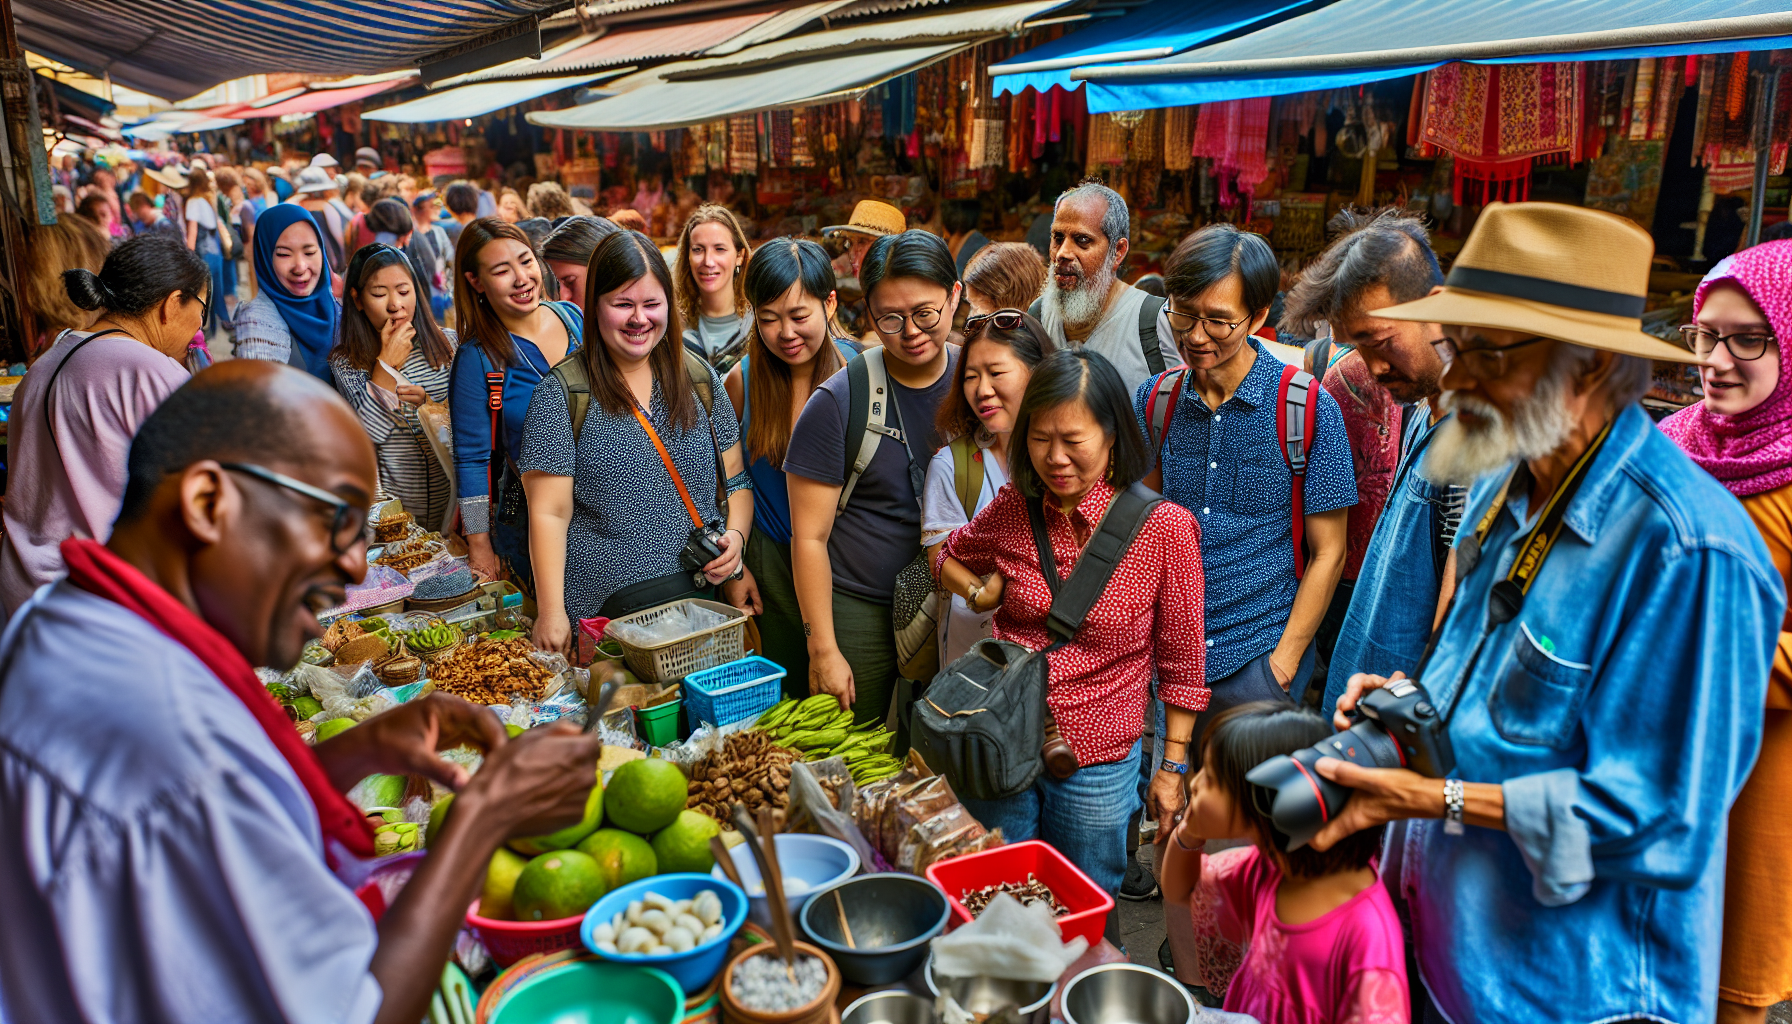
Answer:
[{"left": 937, "top": 348, "right": 1210, "bottom": 897}]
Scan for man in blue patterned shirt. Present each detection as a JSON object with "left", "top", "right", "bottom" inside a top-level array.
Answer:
[{"left": 1135, "top": 224, "right": 1357, "bottom": 756}]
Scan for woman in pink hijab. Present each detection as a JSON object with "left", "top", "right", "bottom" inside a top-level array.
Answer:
[{"left": 1660, "top": 239, "right": 1792, "bottom": 1024}]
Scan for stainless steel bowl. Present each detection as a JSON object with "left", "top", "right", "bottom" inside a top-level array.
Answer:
[
  {"left": 840, "top": 989, "right": 934, "bottom": 1024},
  {"left": 923, "top": 953, "right": 1055, "bottom": 1023},
  {"left": 1061, "top": 962, "right": 1195, "bottom": 1024}
]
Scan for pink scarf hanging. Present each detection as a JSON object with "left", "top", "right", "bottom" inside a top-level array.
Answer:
[{"left": 1659, "top": 240, "right": 1792, "bottom": 498}]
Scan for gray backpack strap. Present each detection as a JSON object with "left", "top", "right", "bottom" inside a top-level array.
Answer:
[
  {"left": 551, "top": 355, "right": 592, "bottom": 442},
  {"left": 838, "top": 347, "right": 896, "bottom": 515},
  {"left": 1027, "top": 297, "right": 1044, "bottom": 320},
  {"left": 1138, "top": 294, "right": 1167, "bottom": 375}
]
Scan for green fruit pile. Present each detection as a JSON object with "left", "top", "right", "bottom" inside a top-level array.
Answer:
[
  {"left": 403, "top": 620, "right": 462, "bottom": 651},
  {"left": 755, "top": 696, "right": 905, "bottom": 785}
]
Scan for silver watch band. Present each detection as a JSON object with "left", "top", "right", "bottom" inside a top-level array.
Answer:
[{"left": 1443, "top": 778, "right": 1466, "bottom": 835}]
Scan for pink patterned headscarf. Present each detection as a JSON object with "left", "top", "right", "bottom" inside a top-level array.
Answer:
[{"left": 1659, "top": 240, "right": 1792, "bottom": 498}]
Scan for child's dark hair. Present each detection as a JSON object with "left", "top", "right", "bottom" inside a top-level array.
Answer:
[{"left": 1201, "top": 701, "right": 1381, "bottom": 878}]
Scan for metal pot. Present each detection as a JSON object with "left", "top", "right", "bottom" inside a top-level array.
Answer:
[{"left": 1060, "top": 962, "right": 1195, "bottom": 1024}]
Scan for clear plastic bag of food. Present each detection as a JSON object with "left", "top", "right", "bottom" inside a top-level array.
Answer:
[
  {"left": 900, "top": 804, "right": 997, "bottom": 874},
  {"left": 787, "top": 759, "right": 877, "bottom": 871}
]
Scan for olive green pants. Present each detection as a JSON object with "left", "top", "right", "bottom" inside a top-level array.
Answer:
[
  {"left": 832, "top": 589, "right": 896, "bottom": 727},
  {"left": 743, "top": 532, "right": 810, "bottom": 702}
]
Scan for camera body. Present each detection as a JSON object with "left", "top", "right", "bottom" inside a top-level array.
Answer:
[
  {"left": 1243, "top": 678, "right": 1457, "bottom": 851},
  {"left": 680, "top": 520, "right": 728, "bottom": 582}
]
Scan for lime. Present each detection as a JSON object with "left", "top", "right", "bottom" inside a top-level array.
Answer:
[
  {"left": 509, "top": 765, "right": 604, "bottom": 855},
  {"left": 290, "top": 696, "right": 323, "bottom": 719},
  {"left": 426, "top": 794, "right": 454, "bottom": 847},
  {"left": 505, "top": 722, "right": 524, "bottom": 738},
  {"left": 315, "top": 717, "right": 356, "bottom": 742},
  {"left": 479, "top": 847, "right": 530, "bottom": 920},
  {"left": 513, "top": 849, "right": 608, "bottom": 921},
  {"left": 603, "top": 758, "right": 688, "bottom": 834},
  {"left": 650, "top": 810, "right": 721, "bottom": 875},
  {"left": 576, "top": 828, "right": 658, "bottom": 890}
]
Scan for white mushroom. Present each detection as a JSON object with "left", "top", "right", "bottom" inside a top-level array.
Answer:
[
  {"left": 693, "top": 890, "right": 724, "bottom": 926},
  {"left": 592, "top": 921, "right": 615, "bottom": 943},
  {"left": 647, "top": 943, "right": 670, "bottom": 955},
  {"left": 639, "top": 909, "right": 672, "bottom": 936},
  {"left": 625, "top": 900, "right": 645, "bottom": 926},
  {"left": 673, "top": 898, "right": 694, "bottom": 916},
  {"left": 644, "top": 891, "right": 676, "bottom": 913},
  {"left": 663, "top": 926, "right": 696, "bottom": 953},
  {"left": 611, "top": 912, "right": 626, "bottom": 934},
  {"left": 702, "top": 922, "right": 725, "bottom": 943},
  {"left": 674, "top": 913, "right": 705, "bottom": 937},
  {"left": 617, "top": 926, "right": 655, "bottom": 954}
]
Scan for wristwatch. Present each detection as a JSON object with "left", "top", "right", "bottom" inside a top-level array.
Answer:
[
  {"left": 965, "top": 582, "right": 984, "bottom": 607},
  {"left": 1159, "top": 758, "right": 1189, "bottom": 775},
  {"left": 1443, "top": 778, "right": 1465, "bottom": 835}
]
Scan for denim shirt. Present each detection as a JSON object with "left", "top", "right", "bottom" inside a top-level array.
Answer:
[
  {"left": 1395, "top": 404, "right": 1784, "bottom": 1023},
  {"left": 1324, "top": 410, "right": 1459, "bottom": 715}
]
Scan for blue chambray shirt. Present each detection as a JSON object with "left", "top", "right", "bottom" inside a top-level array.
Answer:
[
  {"left": 1133, "top": 338, "right": 1357, "bottom": 680},
  {"left": 1393, "top": 404, "right": 1784, "bottom": 1023}
]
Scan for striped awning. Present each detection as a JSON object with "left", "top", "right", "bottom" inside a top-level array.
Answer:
[
  {"left": 243, "top": 77, "right": 414, "bottom": 119},
  {"left": 12, "top": 0, "right": 567, "bottom": 100}
]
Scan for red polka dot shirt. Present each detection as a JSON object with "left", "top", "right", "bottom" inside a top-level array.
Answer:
[{"left": 941, "top": 478, "right": 1209, "bottom": 766}]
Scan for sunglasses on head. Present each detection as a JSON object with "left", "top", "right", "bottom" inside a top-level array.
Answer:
[{"left": 964, "top": 308, "right": 1027, "bottom": 338}]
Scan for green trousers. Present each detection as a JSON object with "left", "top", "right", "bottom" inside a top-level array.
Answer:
[
  {"left": 832, "top": 589, "right": 896, "bottom": 727},
  {"left": 743, "top": 532, "right": 810, "bottom": 702}
]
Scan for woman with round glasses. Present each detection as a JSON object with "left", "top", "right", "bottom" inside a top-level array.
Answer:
[
  {"left": 923, "top": 308, "right": 1054, "bottom": 664},
  {"left": 330, "top": 245, "right": 458, "bottom": 532},
  {"left": 784, "top": 230, "right": 962, "bottom": 723},
  {"left": 1660, "top": 240, "right": 1792, "bottom": 1024}
]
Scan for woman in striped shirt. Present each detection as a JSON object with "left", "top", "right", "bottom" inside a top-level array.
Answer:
[{"left": 330, "top": 244, "right": 458, "bottom": 530}]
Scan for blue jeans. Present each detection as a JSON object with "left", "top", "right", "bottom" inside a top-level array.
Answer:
[
  {"left": 960, "top": 740, "right": 1142, "bottom": 897},
  {"left": 1155, "top": 643, "right": 1314, "bottom": 770}
]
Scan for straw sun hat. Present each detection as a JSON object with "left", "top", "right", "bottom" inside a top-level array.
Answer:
[
  {"left": 1374, "top": 202, "right": 1695, "bottom": 363},
  {"left": 821, "top": 199, "right": 906, "bottom": 239}
]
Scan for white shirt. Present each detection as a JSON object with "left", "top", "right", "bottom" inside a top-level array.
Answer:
[
  {"left": 183, "top": 195, "right": 218, "bottom": 230},
  {"left": 0, "top": 584, "right": 383, "bottom": 1024},
  {"left": 1039, "top": 282, "right": 1182, "bottom": 393},
  {"left": 921, "top": 439, "right": 1009, "bottom": 666}
]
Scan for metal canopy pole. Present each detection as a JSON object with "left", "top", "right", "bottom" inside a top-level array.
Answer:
[{"left": 1746, "top": 63, "right": 1782, "bottom": 249}]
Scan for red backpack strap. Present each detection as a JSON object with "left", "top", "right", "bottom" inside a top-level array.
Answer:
[
  {"left": 1277, "top": 364, "right": 1318, "bottom": 579},
  {"left": 1144, "top": 367, "right": 1186, "bottom": 468}
]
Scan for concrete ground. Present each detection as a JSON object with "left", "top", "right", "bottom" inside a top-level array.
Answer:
[{"left": 1113, "top": 845, "right": 1792, "bottom": 1022}]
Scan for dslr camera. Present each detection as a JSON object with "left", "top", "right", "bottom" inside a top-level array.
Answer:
[
  {"left": 680, "top": 520, "right": 732, "bottom": 586},
  {"left": 1244, "top": 678, "right": 1456, "bottom": 850}
]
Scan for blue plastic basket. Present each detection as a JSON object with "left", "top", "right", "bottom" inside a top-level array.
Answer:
[{"left": 682, "top": 656, "right": 786, "bottom": 729}]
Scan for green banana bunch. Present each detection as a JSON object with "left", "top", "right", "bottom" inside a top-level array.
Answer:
[{"left": 404, "top": 621, "right": 462, "bottom": 650}]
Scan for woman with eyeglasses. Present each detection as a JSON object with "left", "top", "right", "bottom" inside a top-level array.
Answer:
[
  {"left": 720, "top": 237, "right": 859, "bottom": 696},
  {"left": 447, "top": 218, "right": 582, "bottom": 592},
  {"left": 0, "top": 234, "right": 208, "bottom": 613},
  {"left": 1660, "top": 240, "right": 1792, "bottom": 1024},
  {"left": 784, "top": 230, "right": 961, "bottom": 723},
  {"left": 923, "top": 308, "right": 1054, "bottom": 665},
  {"left": 330, "top": 245, "right": 458, "bottom": 532}
]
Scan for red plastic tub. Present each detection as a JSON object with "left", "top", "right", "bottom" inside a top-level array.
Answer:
[
  {"left": 465, "top": 900, "right": 586, "bottom": 968},
  {"left": 925, "top": 840, "right": 1115, "bottom": 949}
]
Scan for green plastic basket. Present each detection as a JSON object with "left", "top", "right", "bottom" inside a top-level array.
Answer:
[{"left": 637, "top": 699, "right": 682, "bottom": 748}]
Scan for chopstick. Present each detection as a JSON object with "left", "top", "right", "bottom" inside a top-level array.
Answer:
[
  {"left": 710, "top": 835, "right": 745, "bottom": 889},
  {"left": 832, "top": 889, "right": 856, "bottom": 949},
  {"left": 731, "top": 803, "right": 798, "bottom": 980}
]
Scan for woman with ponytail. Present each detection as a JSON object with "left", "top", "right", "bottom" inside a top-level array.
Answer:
[{"left": 0, "top": 233, "right": 210, "bottom": 612}]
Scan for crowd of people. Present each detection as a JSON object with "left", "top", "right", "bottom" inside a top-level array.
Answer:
[{"left": 0, "top": 154, "right": 1787, "bottom": 1024}]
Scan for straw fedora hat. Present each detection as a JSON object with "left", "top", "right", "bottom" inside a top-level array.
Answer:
[
  {"left": 1374, "top": 202, "right": 1694, "bottom": 362},
  {"left": 144, "top": 164, "right": 189, "bottom": 190},
  {"left": 821, "top": 199, "right": 906, "bottom": 239}
]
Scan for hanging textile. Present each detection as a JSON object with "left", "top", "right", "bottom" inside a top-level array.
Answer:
[
  {"left": 790, "top": 109, "right": 814, "bottom": 168},
  {"left": 1164, "top": 106, "right": 1195, "bottom": 170},
  {"left": 1774, "top": 71, "right": 1792, "bottom": 174},
  {"left": 1629, "top": 57, "right": 1656, "bottom": 140},
  {"left": 1420, "top": 61, "right": 1582, "bottom": 204},
  {"left": 728, "top": 114, "right": 757, "bottom": 174},
  {"left": 1691, "top": 56, "right": 1714, "bottom": 162},
  {"left": 706, "top": 120, "right": 728, "bottom": 170},
  {"left": 1190, "top": 98, "right": 1273, "bottom": 207},
  {"left": 770, "top": 110, "right": 794, "bottom": 167},
  {"left": 1649, "top": 56, "right": 1680, "bottom": 140}
]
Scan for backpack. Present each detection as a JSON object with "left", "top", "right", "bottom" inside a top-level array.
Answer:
[
  {"left": 1144, "top": 361, "right": 1321, "bottom": 578},
  {"left": 838, "top": 347, "right": 940, "bottom": 681},
  {"left": 948, "top": 435, "right": 986, "bottom": 517},
  {"left": 553, "top": 346, "right": 717, "bottom": 441},
  {"left": 909, "top": 482, "right": 1164, "bottom": 800},
  {"left": 1028, "top": 293, "right": 1168, "bottom": 376}
]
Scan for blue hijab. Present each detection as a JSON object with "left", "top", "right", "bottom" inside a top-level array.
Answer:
[{"left": 252, "top": 203, "right": 337, "bottom": 381}]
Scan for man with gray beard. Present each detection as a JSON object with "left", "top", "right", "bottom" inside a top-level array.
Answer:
[
  {"left": 1314, "top": 203, "right": 1784, "bottom": 1024},
  {"left": 1031, "top": 181, "right": 1181, "bottom": 391}
]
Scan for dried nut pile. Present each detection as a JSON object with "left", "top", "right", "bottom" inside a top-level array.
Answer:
[
  {"left": 428, "top": 637, "right": 555, "bottom": 704},
  {"left": 961, "top": 874, "right": 1068, "bottom": 917},
  {"left": 686, "top": 731, "right": 798, "bottom": 824}
]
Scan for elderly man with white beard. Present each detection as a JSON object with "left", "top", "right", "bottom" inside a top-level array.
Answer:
[
  {"left": 1310, "top": 203, "right": 1785, "bottom": 1024},
  {"left": 1029, "top": 181, "right": 1181, "bottom": 391}
]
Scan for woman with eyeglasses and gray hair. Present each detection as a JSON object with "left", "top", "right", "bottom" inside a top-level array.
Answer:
[{"left": 330, "top": 244, "right": 458, "bottom": 531}]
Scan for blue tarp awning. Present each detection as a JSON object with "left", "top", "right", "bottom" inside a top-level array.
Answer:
[
  {"left": 1068, "top": 0, "right": 1792, "bottom": 111},
  {"left": 987, "top": 0, "right": 1312, "bottom": 96},
  {"left": 12, "top": 0, "right": 567, "bottom": 100}
]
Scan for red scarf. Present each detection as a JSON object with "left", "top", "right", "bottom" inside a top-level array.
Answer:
[{"left": 60, "top": 538, "right": 375, "bottom": 861}]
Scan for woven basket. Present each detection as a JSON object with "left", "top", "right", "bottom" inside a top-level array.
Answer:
[{"left": 606, "top": 599, "right": 748, "bottom": 685}]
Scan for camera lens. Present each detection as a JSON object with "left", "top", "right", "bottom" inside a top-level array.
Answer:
[{"left": 1244, "top": 720, "right": 1408, "bottom": 851}]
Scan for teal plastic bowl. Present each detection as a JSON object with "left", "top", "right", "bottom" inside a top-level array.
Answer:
[{"left": 489, "top": 959, "right": 683, "bottom": 1024}]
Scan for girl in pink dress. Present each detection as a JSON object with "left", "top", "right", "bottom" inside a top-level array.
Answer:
[{"left": 1161, "top": 702, "right": 1408, "bottom": 1024}]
